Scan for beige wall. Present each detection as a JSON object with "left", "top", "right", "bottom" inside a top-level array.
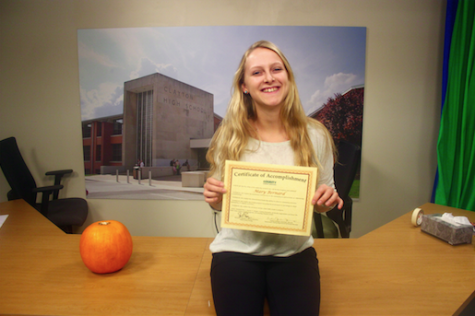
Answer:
[{"left": 0, "top": 0, "right": 445, "bottom": 238}]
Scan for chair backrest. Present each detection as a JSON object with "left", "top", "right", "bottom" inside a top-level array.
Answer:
[
  {"left": 0, "top": 137, "right": 38, "bottom": 206},
  {"left": 323, "top": 140, "right": 361, "bottom": 237},
  {"left": 334, "top": 140, "right": 361, "bottom": 197}
]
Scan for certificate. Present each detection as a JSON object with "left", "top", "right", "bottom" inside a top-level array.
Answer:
[{"left": 221, "top": 160, "right": 318, "bottom": 236}]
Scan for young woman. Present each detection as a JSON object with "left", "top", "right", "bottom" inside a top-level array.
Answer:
[{"left": 203, "top": 40, "right": 343, "bottom": 316}]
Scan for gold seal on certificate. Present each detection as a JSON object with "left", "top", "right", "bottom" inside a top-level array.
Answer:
[{"left": 221, "top": 160, "right": 318, "bottom": 236}]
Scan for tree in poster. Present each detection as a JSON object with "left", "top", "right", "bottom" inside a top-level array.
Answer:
[{"left": 314, "top": 87, "right": 364, "bottom": 147}]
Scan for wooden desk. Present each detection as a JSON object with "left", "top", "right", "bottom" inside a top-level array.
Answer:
[
  {"left": 0, "top": 200, "right": 210, "bottom": 316},
  {"left": 1, "top": 201, "right": 474, "bottom": 316},
  {"left": 315, "top": 203, "right": 475, "bottom": 316}
]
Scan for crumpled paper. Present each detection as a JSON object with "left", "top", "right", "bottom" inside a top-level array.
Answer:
[{"left": 440, "top": 213, "right": 472, "bottom": 226}]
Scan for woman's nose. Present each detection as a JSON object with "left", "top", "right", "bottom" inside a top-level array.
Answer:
[{"left": 264, "top": 71, "right": 274, "bottom": 83}]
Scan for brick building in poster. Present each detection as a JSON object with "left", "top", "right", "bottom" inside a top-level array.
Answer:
[
  {"left": 82, "top": 73, "right": 222, "bottom": 174},
  {"left": 82, "top": 114, "right": 123, "bottom": 175}
]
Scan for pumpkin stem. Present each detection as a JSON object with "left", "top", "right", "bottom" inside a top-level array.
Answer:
[{"left": 98, "top": 221, "right": 111, "bottom": 226}]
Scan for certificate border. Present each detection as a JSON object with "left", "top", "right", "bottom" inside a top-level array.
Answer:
[{"left": 221, "top": 161, "right": 318, "bottom": 236}]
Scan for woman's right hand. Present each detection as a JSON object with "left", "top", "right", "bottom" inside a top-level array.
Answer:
[{"left": 203, "top": 177, "right": 227, "bottom": 211}]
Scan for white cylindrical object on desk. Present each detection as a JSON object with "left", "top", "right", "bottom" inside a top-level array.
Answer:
[{"left": 411, "top": 208, "right": 424, "bottom": 226}]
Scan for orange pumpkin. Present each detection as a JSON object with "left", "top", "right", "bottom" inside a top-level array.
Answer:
[{"left": 79, "top": 220, "right": 133, "bottom": 274}]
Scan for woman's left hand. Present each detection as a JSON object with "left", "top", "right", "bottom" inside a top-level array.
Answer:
[{"left": 311, "top": 184, "right": 344, "bottom": 213}]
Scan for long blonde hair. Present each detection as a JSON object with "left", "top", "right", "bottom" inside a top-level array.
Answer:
[{"left": 207, "top": 40, "right": 335, "bottom": 178}]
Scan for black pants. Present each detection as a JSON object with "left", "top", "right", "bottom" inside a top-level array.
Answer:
[{"left": 210, "top": 247, "right": 320, "bottom": 316}]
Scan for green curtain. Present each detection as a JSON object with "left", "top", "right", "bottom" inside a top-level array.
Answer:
[{"left": 435, "top": 0, "right": 475, "bottom": 211}]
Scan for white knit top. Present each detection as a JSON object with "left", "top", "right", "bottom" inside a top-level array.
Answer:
[{"left": 209, "top": 125, "right": 335, "bottom": 257}]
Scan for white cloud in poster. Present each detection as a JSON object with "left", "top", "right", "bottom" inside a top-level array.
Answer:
[
  {"left": 78, "top": 41, "right": 120, "bottom": 69},
  {"left": 307, "top": 72, "right": 360, "bottom": 112},
  {"left": 81, "top": 83, "right": 123, "bottom": 119}
]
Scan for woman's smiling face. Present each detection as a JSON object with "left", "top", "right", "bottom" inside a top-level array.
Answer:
[{"left": 241, "top": 47, "right": 290, "bottom": 111}]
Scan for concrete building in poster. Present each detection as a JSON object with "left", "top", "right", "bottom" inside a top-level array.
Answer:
[{"left": 122, "top": 73, "right": 214, "bottom": 170}]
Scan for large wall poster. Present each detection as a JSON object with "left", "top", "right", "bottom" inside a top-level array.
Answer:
[{"left": 78, "top": 26, "right": 366, "bottom": 201}]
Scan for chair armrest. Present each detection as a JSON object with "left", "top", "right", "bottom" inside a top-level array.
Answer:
[
  {"left": 33, "top": 185, "right": 63, "bottom": 216},
  {"left": 45, "top": 169, "right": 72, "bottom": 200},
  {"left": 314, "top": 213, "right": 325, "bottom": 238},
  {"left": 33, "top": 185, "right": 64, "bottom": 194},
  {"left": 343, "top": 196, "right": 353, "bottom": 234},
  {"left": 45, "top": 169, "right": 73, "bottom": 177},
  {"left": 325, "top": 195, "right": 353, "bottom": 238}
]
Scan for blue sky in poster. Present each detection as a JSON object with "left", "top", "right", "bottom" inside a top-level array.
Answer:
[{"left": 78, "top": 25, "right": 366, "bottom": 121}]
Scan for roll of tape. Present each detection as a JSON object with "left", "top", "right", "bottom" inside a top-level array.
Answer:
[{"left": 411, "top": 208, "right": 424, "bottom": 226}]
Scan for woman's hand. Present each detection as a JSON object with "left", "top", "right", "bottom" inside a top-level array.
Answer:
[
  {"left": 203, "top": 177, "right": 227, "bottom": 211},
  {"left": 311, "top": 184, "right": 344, "bottom": 213}
]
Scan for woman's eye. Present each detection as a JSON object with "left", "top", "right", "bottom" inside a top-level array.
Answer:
[{"left": 252, "top": 71, "right": 260, "bottom": 75}]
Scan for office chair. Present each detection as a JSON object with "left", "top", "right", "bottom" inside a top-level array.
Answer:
[
  {"left": 314, "top": 140, "right": 361, "bottom": 238},
  {"left": 0, "top": 137, "right": 88, "bottom": 233}
]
